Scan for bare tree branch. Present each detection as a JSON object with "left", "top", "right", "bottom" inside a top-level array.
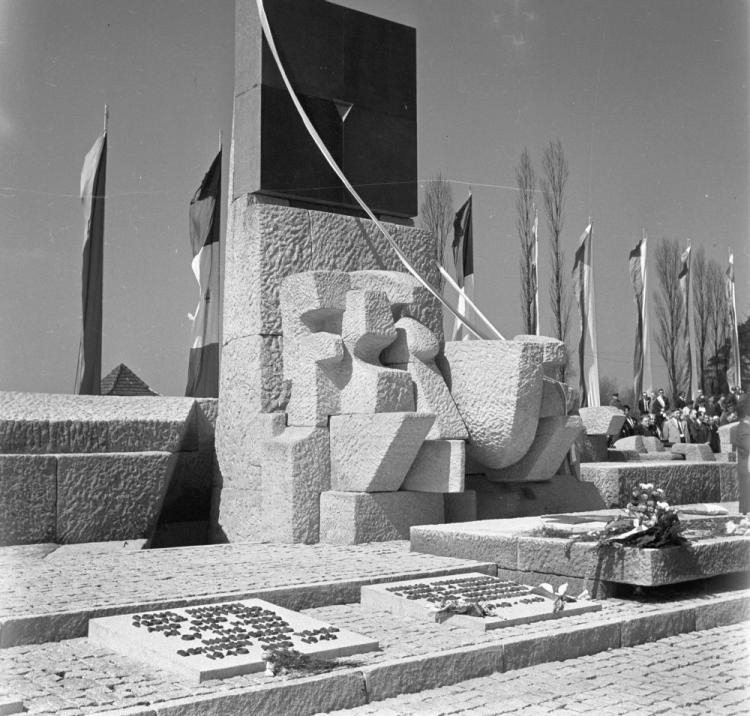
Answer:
[
  {"left": 653, "top": 237, "right": 687, "bottom": 400},
  {"left": 419, "top": 173, "right": 453, "bottom": 290},
  {"left": 691, "top": 247, "right": 709, "bottom": 392},
  {"left": 516, "top": 148, "right": 537, "bottom": 334},
  {"left": 541, "top": 139, "right": 571, "bottom": 380}
]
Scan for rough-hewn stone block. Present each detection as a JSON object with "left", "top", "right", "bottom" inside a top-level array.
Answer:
[
  {"left": 320, "top": 490, "right": 443, "bottom": 544},
  {"left": 484, "top": 416, "right": 582, "bottom": 482},
  {"left": 308, "top": 210, "right": 439, "bottom": 303},
  {"left": 580, "top": 461, "right": 735, "bottom": 508},
  {"left": 260, "top": 426, "right": 330, "bottom": 543},
  {"left": 718, "top": 422, "right": 737, "bottom": 453},
  {"left": 613, "top": 436, "right": 646, "bottom": 453},
  {"left": 56, "top": 452, "right": 176, "bottom": 544},
  {"left": 212, "top": 476, "right": 263, "bottom": 543},
  {"left": 329, "top": 412, "right": 434, "bottom": 492},
  {"left": 0, "top": 392, "right": 196, "bottom": 454},
  {"left": 219, "top": 335, "right": 287, "bottom": 415},
  {"left": 382, "top": 316, "right": 466, "bottom": 440},
  {"left": 670, "top": 442, "right": 716, "bottom": 461},
  {"left": 401, "top": 439, "right": 465, "bottom": 493},
  {"left": 350, "top": 271, "right": 443, "bottom": 346},
  {"left": 0, "top": 455, "right": 57, "bottom": 545},
  {"left": 578, "top": 406, "right": 625, "bottom": 436},
  {"left": 442, "top": 340, "right": 544, "bottom": 470},
  {"left": 223, "top": 199, "right": 313, "bottom": 339}
]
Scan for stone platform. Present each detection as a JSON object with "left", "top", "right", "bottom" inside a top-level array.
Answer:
[
  {"left": 0, "top": 537, "right": 748, "bottom": 715},
  {"left": 410, "top": 505, "right": 749, "bottom": 596}
]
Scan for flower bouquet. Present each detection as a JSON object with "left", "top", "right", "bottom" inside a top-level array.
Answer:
[{"left": 598, "top": 483, "right": 686, "bottom": 549}]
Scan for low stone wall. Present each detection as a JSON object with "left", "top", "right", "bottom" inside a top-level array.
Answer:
[
  {"left": 580, "top": 461, "right": 738, "bottom": 509},
  {"left": 0, "top": 393, "right": 217, "bottom": 546}
]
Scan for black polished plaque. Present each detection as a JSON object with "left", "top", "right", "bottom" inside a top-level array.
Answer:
[{"left": 234, "top": 0, "right": 417, "bottom": 218}]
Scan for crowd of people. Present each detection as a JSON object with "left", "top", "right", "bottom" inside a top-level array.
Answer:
[{"left": 609, "top": 386, "right": 745, "bottom": 452}]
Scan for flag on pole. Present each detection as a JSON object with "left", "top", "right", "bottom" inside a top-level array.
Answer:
[
  {"left": 628, "top": 231, "right": 651, "bottom": 402},
  {"left": 75, "top": 128, "right": 107, "bottom": 394},
  {"left": 185, "top": 150, "right": 221, "bottom": 397},
  {"left": 726, "top": 251, "right": 741, "bottom": 390},
  {"left": 678, "top": 244, "right": 698, "bottom": 397},
  {"left": 531, "top": 208, "right": 540, "bottom": 336},
  {"left": 451, "top": 195, "right": 474, "bottom": 341},
  {"left": 572, "top": 222, "right": 600, "bottom": 407}
]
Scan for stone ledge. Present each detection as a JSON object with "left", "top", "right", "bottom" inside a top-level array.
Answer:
[{"left": 0, "top": 563, "right": 495, "bottom": 648}]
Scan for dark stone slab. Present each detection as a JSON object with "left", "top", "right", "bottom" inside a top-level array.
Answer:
[{"left": 234, "top": 0, "right": 417, "bottom": 217}]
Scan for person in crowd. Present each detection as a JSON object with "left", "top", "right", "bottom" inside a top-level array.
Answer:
[
  {"left": 707, "top": 415, "right": 721, "bottom": 453},
  {"left": 687, "top": 408, "right": 708, "bottom": 443},
  {"left": 662, "top": 409, "right": 689, "bottom": 446},
  {"left": 635, "top": 414, "right": 659, "bottom": 438},
  {"left": 618, "top": 405, "right": 636, "bottom": 439},
  {"left": 654, "top": 388, "right": 670, "bottom": 414},
  {"left": 706, "top": 394, "right": 721, "bottom": 418},
  {"left": 609, "top": 392, "right": 623, "bottom": 409},
  {"left": 676, "top": 392, "right": 688, "bottom": 409},
  {"left": 692, "top": 389, "right": 706, "bottom": 411},
  {"left": 638, "top": 391, "right": 653, "bottom": 415}
]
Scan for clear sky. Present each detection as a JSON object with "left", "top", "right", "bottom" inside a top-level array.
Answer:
[{"left": 0, "top": 0, "right": 747, "bottom": 397}]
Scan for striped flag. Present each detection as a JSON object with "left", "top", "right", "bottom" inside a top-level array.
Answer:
[
  {"left": 185, "top": 150, "right": 221, "bottom": 398},
  {"left": 451, "top": 195, "right": 474, "bottom": 341},
  {"left": 75, "top": 129, "right": 107, "bottom": 395},
  {"left": 726, "top": 251, "right": 741, "bottom": 390},
  {"left": 628, "top": 230, "right": 652, "bottom": 402},
  {"left": 572, "top": 222, "right": 600, "bottom": 407},
  {"left": 531, "top": 208, "right": 540, "bottom": 336},
  {"left": 678, "top": 244, "right": 698, "bottom": 397}
]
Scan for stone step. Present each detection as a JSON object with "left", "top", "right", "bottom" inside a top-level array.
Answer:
[
  {"left": 0, "top": 583, "right": 747, "bottom": 715},
  {"left": 0, "top": 452, "right": 177, "bottom": 546},
  {"left": 0, "top": 392, "right": 217, "bottom": 454},
  {"left": 0, "top": 541, "right": 496, "bottom": 647}
]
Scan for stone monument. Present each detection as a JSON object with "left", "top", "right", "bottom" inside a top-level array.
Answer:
[{"left": 214, "top": 0, "right": 586, "bottom": 544}]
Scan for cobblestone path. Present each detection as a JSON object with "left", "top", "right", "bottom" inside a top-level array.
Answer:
[{"left": 325, "top": 622, "right": 750, "bottom": 715}]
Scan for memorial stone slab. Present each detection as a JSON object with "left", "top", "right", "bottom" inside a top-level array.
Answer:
[
  {"left": 88, "top": 598, "right": 378, "bottom": 682},
  {"left": 578, "top": 406, "right": 625, "bottom": 437},
  {"left": 670, "top": 442, "right": 716, "bottom": 462},
  {"left": 361, "top": 572, "right": 601, "bottom": 631}
]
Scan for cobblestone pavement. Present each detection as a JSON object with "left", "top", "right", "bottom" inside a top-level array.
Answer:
[
  {"left": 0, "top": 582, "right": 747, "bottom": 714},
  {"left": 0, "top": 541, "right": 493, "bottom": 618},
  {"left": 324, "top": 623, "right": 750, "bottom": 715}
]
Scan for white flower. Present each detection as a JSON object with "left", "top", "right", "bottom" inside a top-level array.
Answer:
[
  {"left": 726, "top": 521, "right": 738, "bottom": 535},
  {"left": 656, "top": 501, "right": 670, "bottom": 511}
]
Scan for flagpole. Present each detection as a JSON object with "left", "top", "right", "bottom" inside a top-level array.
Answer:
[
  {"left": 437, "top": 264, "right": 504, "bottom": 340},
  {"left": 103, "top": 104, "right": 109, "bottom": 133}
]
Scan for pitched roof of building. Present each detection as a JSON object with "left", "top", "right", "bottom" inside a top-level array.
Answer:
[{"left": 100, "top": 364, "right": 159, "bottom": 396}]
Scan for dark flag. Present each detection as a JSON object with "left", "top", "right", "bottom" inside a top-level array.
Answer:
[
  {"left": 185, "top": 150, "right": 221, "bottom": 398},
  {"left": 572, "top": 222, "right": 600, "bottom": 407},
  {"left": 451, "top": 195, "right": 474, "bottom": 341},
  {"left": 75, "top": 130, "right": 107, "bottom": 394}
]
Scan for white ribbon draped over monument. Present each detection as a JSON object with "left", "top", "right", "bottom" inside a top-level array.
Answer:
[{"left": 255, "top": 0, "right": 500, "bottom": 342}]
